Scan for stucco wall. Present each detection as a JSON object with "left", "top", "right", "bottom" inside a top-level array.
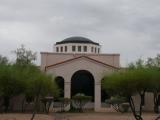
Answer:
[
  {"left": 133, "top": 92, "right": 154, "bottom": 112},
  {"left": 40, "top": 50, "right": 120, "bottom": 111},
  {"left": 45, "top": 57, "right": 117, "bottom": 111},
  {"left": 41, "top": 52, "right": 120, "bottom": 71},
  {"left": 46, "top": 57, "right": 115, "bottom": 82}
]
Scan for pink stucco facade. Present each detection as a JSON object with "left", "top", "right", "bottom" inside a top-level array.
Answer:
[{"left": 40, "top": 52, "right": 120, "bottom": 111}]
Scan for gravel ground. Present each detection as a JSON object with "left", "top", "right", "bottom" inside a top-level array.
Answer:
[
  {"left": 0, "top": 112, "right": 158, "bottom": 120},
  {"left": 65, "top": 113, "right": 158, "bottom": 120},
  {"left": 0, "top": 114, "right": 53, "bottom": 120}
]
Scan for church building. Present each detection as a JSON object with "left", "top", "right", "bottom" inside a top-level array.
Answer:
[{"left": 40, "top": 36, "right": 120, "bottom": 111}]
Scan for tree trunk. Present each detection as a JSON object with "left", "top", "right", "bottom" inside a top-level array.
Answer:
[
  {"left": 4, "top": 96, "right": 10, "bottom": 113},
  {"left": 21, "top": 98, "right": 26, "bottom": 112},
  {"left": 154, "top": 92, "right": 159, "bottom": 113},
  {"left": 30, "top": 86, "right": 41, "bottom": 120},
  {"left": 128, "top": 96, "right": 143, "bottom": 120},
  {"left": 139, "top": 91, "right": 145, "bottom": 116},
  {"left": 30, "top": 95, "right": 40, "bottom": 120}
]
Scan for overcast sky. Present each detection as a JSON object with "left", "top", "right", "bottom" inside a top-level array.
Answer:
[{"left": 0, "top": 0, "right": 160, "bottom": 66}]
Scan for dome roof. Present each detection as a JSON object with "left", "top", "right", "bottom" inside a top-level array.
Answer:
[{"left": 56, "top": 36, "right": 99, "bottom": 45}]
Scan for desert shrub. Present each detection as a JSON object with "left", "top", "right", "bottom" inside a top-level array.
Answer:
[{"left": 72, "top": 93, "right": 92, "bottom": 112}]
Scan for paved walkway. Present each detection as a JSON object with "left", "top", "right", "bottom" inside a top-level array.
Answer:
[
  {"left": 0, "top": 112, "right": 159, "bottom": 120},
  {"left": 54, "top": 112, "right": 158, "bottom": 120}
]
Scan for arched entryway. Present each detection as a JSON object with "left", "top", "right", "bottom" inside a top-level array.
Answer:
[
  {"left": 55, "top": 76, "right": 64, "bottom": 98},
  {"left": 71, "top": 70, "right": 95, "bottom": 101}
]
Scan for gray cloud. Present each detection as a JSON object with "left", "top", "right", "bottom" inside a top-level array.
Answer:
[{"left": 0, "top": 0, "right": 160, "bottom": 66}]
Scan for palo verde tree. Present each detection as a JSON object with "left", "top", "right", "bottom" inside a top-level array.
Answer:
[
  {"left": 0, "top": 62, "right": 26, "bottom": 112},
  {"left": 0, "top": 55, "right": 8, "bottom": 65},
  {"left": 14, "top": 44, "right": 36, "bottom": 65},
  {"left": 27, "top": 66, "right": 59, "bottom": 120},
  {"left": 13, "top": 45, "right": 59, "bottom": 120},
  {"left": 145, "top": 54, "right": 160, "bottom": 113},
  {"left": 102, "top": 68, "right": 152, "bottom": 120}
]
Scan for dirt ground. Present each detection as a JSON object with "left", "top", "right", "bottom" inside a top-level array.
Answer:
[
  {"left": 0, "top": 112, "right": 158, "bottom": 120},
  {"left": 0, "top": 114, "right": 53, "bottom": 120}
]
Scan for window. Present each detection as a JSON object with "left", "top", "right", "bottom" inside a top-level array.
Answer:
[
  {"left": 65, "top": 46, "right": 67, "bottom": 52},
  {"left": 91, "top": 47, "right": 94, "bottom": 52},
  {"left": 98, "top": 48, "right": 100, "bottom": 53},
  {"left": 83, "top": 46, "right": 87, "bottom": 52},
  {"left": 72, "top": 46, "right": 76, "bottom": 52},
  {"left": 95, "top": 47, "right": 97, "bottom": 53},
  {"left": 61, "top": 46, "right": 63, "bottom": 52},
  {"left": 56, "top": 47, "right": 59, "bottom": 52},
  {"left": 78, "top": 46, "right": 81, "bottom": 52}
]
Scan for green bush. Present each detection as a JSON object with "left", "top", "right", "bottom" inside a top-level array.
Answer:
[
  {"left": 120, "top": 103, "right": 129, "bottom": 112},
  {"left": 72, "top": 93, "right": 92, "bottom": 112},
  {"left": 105, "top": 96, "right": 128, "bottom": 113}
]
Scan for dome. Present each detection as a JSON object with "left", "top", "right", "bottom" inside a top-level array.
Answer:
[{"left": 56, "top": 36, "right": 99, "bottom": 45}]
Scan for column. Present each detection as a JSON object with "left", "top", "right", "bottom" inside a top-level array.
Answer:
[
  {"left": 64, "top": 82, "right": 71, "bottom": 98},
  {"left": 64, "top": 82, "right": 71, "bottom": 111},
  {"left": 94, "top": 82, "right": 101, "bottom": 111}
]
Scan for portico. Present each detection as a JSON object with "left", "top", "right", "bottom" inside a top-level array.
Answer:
[{"left": 40, "top": 36, "right": 120, "bottom": 111}]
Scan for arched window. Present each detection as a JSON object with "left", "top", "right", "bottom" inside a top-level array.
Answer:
[{"left": 55, "top": 76, "right": 64, "bottom": 98}]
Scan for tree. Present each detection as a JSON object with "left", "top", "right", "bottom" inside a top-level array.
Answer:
[
  {"left": 0, "top": 46, "right": 59, "bottom": 116},
  {"left": 128, "top": 58, "right": 145, "bottom": 70},
  {"left": 146, "top": 54, "right": 160, "bottom": 69},
  {"left": 27, "top": 66, "right": 59, "bottom": 120},
  {"left": 13, "top": 45, "right": 59, "bottom": 119},
  {"left": 0, "top": 64, "right": 26, "bottom": 112},
  {"left": 149, "top": 69, "right": 160, "bottom": 114},
  {"left": 14, "top": 45, "right": 36, "bottom": 65},
  {"left": 102, "top": 68, "right": 152, "bottom": 120},
  {"left": 0, "top": 55, "right": 8, "bottom": 65},
  {"left": 145, "top": 54, "right": 160, "bottom": 113}
]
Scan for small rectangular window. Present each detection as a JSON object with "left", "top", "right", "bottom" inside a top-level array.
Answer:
[
  {"left": 78, "top": 46, "right": 81, "bottom": 52},
  {"left": 84, "top": 46, "right": 87, "bottom": 52},
  {"left": 65, "top": 46, "right": 67, "bottom": 52},
  {"left": 61, "top": 47, "right": 63, "bottom": 52},
  {"left": 95, "top": 48, "right": 97, "bottom": 53},
  {"left": 72, "top": 46, "right": 76, "bottom": 52},
  {"left": 56, "top": 47, "right": 59, "bottom": 52},
  {"left": 98, "top": 48, "right": 100, "bottom": 53},
  {"left": 91, "top": 47, "right": 94, "bottom": 52}
]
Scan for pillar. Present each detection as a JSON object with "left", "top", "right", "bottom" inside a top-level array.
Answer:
[
  {"left": 64, "top": 82, "right": 71, "bottom": 98},
  {"left": 94, "top": 82, "right": 101, "bottom": 111}
]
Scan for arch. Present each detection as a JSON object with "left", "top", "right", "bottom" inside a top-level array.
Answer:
[
  {"left": 55, "top": 76, "right": 64, "bottom": 98},
  {"left": 71, "top": 70, "right": 95, "bottom": 101}
]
